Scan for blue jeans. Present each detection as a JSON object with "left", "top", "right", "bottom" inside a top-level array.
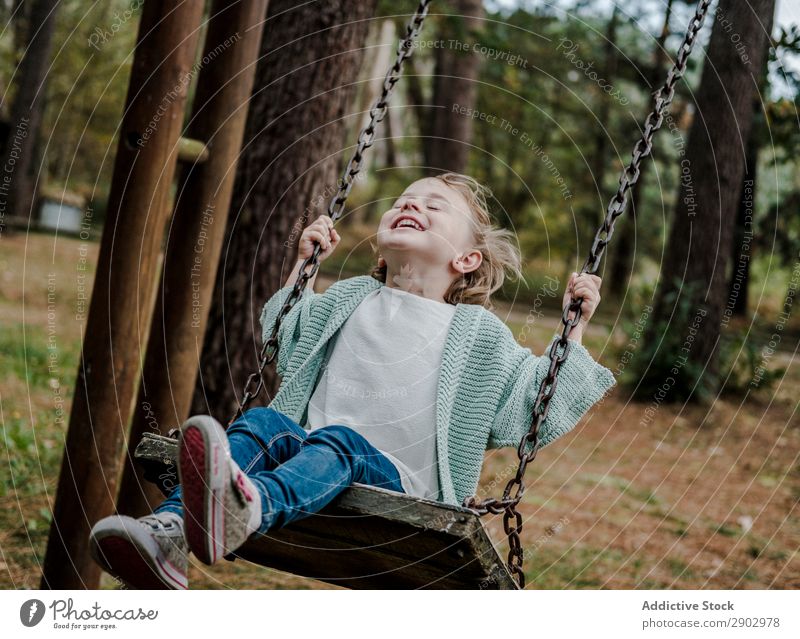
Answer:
[{"left": 153, "top": 407, "right": 405, "bottom": 533}]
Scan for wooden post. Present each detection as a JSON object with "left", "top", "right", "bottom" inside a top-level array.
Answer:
[
  {"left": 116, "top": 0, "right": 269, "bottom": 517},
  {"left": 41, "top": 0, "right": 205, "bottom": 589}
]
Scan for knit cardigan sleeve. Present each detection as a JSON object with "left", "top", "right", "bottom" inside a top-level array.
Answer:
[
  {"left": 258, "top": 284, "right": 319, "bottom": 378},
  {"left": 487, "top": 327, "right": 616, "bottom": 452}
]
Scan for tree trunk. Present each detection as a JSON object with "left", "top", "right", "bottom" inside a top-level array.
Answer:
[
  {"left": 0, "top": 0, "right": 28, "bottom": 120},
  {"left": 589, "top": 7, "right": 620, "bottom": 193},
  {"left": 727, "top": 24, "right": 773, "bottom": 319},
  {"left": 424, "top": 0, "right": 484, "bottom": 174},
  {"left": 0, "top": 0, "right": 58, "bottom": 221},
  {"left": 727, "top": 124, "right": 758, "bottom": 320},
  {"left": 191, "top": 0, "right": 377, "bottom": 419},
  {"left": 637, "top": 0, "right": 776, "bottom": 400},
  {"left": 607, "top": 0, "right": 673, "bottom": 299},
  {"left": 585, "top": 7, "right": 620, "bottom": 261},
  {"left": 349, "top": 18, "right": 396, "bottom": 227},
  {"left": 12, "top": 0, "right": 31, "bottom": 66}
]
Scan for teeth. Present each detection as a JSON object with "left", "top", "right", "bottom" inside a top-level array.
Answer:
[{"left": 396, "top": 218, "right": 423, "bottom": 230}]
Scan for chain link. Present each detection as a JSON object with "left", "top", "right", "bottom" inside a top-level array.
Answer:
[
  {"left": 461, "top": 0, "right": 712, "bottom": 589},
  {"left": 229, "top": 0, "right": 432, "bottom": 425}
]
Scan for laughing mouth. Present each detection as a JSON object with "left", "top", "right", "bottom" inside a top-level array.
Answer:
[{"left": 391, "top": 215, "right": 426, "bottom": 231}]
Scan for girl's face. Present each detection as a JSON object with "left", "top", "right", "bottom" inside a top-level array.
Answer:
[{"left": 376, "top": 178, "right": 476, "bottom": 269}]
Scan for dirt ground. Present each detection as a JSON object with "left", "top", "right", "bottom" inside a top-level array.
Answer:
[{"left": 1, "top": 232, "right": 797, "bottom": 589}]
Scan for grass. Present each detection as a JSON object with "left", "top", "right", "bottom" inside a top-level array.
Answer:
[
  {"left": 2, "top": 232, "right": 799, "bottom": 590},
  {"left": 525, "top": 546, "right": 631, "bottom": 589}
]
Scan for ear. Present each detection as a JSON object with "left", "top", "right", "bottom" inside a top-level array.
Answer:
[
  {"left": 452, "top": 249, "right": 482, "bottom": 275},
  {"left": 378, "top": 255, "right": 386, "bottom": 267}
]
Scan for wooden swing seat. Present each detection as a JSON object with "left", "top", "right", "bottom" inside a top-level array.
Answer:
[{"left": 135, "top": 432, "right": 517, "bottom": 589}]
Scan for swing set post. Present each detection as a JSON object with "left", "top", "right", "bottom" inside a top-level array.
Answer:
[
  {"left": 40, "top": 0, "right": 205, "bottom": 589},
  {"left": 116, "top": 0, "right": 269, "bottom": 518}
]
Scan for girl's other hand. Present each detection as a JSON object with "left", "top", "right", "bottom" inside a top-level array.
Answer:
[
  {"left": 298, "top": 215, "right": 340, "bottom": 261},
  {"left": 562, "top": 272, "right": 602, "bottom": 327}
]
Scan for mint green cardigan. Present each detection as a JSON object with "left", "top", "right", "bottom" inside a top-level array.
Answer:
[{"left": 260, "top": 275, "right": 616, "bottom": 507}]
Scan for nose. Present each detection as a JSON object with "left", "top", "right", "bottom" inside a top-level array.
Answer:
[{"left": 401, "top": 198, "right": 419, "bottom": 212}]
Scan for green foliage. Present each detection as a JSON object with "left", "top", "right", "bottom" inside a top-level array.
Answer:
[
  {"left": 360, "top": 1, "right": 724, "bottom": 281},
  {"left": 0, "top": 412, "right": 61, "bottom": 498},
  {"left": 0, "top": 324, "right": 53, "bottom": 389},
  {"left": 0, "top": 322, "right": 80, "bottom": 386},
  {"left": 624, "top": 278, "right": 710, "bottom": 403},
  {"left": 467, "top": 3, "right": 686, "bottom": 263},
  {"left": 47, "top": 1, "right": 141, "bottom": 203},
  {"left": 718, "top": 330, "right": 785, "bottom": 396},
  {"left": 0, "top": 322, "right": 77, "bottom": 498},
  {"left": 0, "top": 0, "right": 141, "bottom": 216}
]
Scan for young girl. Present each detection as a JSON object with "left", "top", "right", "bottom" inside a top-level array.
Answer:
[{"left": 88, "top": 172, "right": 615, "bottom": 589}]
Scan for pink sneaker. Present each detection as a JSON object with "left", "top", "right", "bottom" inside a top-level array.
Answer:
[
  {"left": 178, "top": 415, "right": 262, "bottom": 565},
  {"left": 88, "top": 512, "right": 188, "bottom": 590}
]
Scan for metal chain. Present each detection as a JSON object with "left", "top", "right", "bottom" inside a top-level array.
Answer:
[
  {"left": 462, "top": 0, "right": 712, "bottom": 589},
  {"left": 230, "top": 0, "right": 432, "bottom": 425}
]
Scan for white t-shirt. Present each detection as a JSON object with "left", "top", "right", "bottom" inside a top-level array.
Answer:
[{"left": 305, "top": 284, "right": 457, "bottom": 501}]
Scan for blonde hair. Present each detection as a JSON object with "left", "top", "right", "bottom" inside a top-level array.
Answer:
[{"left": 370, "top": 172, "right": 522, "bottom": 309}]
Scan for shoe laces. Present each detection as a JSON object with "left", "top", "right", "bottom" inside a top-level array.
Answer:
[
  {"left": 139, "top": 515, "right": 180, "bottom": 534},
  {"left": 234, "top": 472, "right": 255, "bottom": 503}
]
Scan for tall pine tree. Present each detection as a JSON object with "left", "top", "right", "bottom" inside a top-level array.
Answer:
[{"left": 192, "top": 0, "right": 377, "bottom": 416}]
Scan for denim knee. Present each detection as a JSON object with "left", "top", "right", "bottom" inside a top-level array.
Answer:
[
  {"left": 227, "top": 407, "right": 304, "bottom": 443},
  {"left": 303, "top": 425, "right": 401, "bottom": 490},
  {"left": 304, "top": 424, "right": 366, "bottom": 457}
]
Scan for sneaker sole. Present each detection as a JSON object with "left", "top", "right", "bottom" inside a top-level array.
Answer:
[
  {"left": 89, "top": 517, "right": 187, "bottom": 590},
  {"left": 179, "top": 416, "right": 227, "bottom": 565}
]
